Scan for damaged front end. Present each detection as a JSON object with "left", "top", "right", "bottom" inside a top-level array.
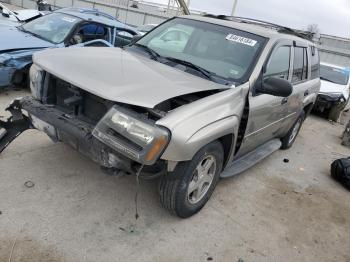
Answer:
[
  {"left": 0, "top": 94, "right": 170, "bottom": 176},
  {"left": 314, "top": 93, "right": 347, "bottom": 112}
]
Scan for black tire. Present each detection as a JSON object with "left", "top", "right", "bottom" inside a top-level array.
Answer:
[
  {"left": 281, "top": 111, "right": 305, "bottom": 149},
  {"left": 159, "top": 141, "right": 224, "bottom": 218}
]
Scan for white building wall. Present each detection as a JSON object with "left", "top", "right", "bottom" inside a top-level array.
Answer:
[{"left": 317, "top": 35, "right": 350, "bottom": 68}]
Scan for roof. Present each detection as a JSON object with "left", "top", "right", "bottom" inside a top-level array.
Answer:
[
  {"left": 55, "top": 8, "right": 138, "bottom": 33},
  {"left": 182, "top": 15, "right": 314, "bottom": 44}
]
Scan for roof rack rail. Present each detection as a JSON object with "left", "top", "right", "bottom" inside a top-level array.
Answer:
[{"left": 203, "top": 14, "right": 314, "bottom": 41}]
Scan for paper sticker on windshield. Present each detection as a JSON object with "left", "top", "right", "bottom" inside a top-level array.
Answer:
[
  {"left": 61, "top": 17, "right": 76, "bottom": 23},
  {"left": 226, "top": 34, "right": 257, "bottom": 46}
]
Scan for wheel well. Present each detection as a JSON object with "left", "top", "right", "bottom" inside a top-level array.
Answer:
[
  {"left": 217, "top": 134, "right": 234, "bottom": 169},
  {"left": 11, "top": 64, "right": 31, "bottom": 88},
  {"left": 303, "top": 103, "right": 314, "bottom": 118}
]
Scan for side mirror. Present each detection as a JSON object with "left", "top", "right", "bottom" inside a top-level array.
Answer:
[
  {"left": 2, "top": 9, "right": 10, "bottom": 17},
  {"left": 130, "top": 35, "right": 142, "bottom": 45},
  {"left": 257, "top": 77, "right": 293, "bottom": 97}
]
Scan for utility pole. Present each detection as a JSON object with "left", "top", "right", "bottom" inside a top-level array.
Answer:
[
  {"left": 231, "top": 0, "right": 238, "bottom": 16},
  {"left": 177, "top": 0, "right": 190, "bottom": 15}
]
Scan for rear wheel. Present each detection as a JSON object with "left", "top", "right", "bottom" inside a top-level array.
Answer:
[
  {"left": 281, "top": 111, "right": 305, "bottom": 149},
  {"left": 159, "top": 141, "right": 223, "bottom": 218}
]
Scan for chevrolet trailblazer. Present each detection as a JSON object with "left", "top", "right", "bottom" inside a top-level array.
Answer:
[{"left": 0, "top": 15, "right": 320, "bottom": 218}]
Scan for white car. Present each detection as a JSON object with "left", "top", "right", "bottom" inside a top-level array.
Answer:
[
  {"left": 0, "top": 3, "right": 45, "bottom": 27},
  {"left": 315, "top": 63, "right": 350, "bottom": 118}
]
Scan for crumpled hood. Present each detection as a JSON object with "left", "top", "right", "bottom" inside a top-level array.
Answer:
[
  {"left": 0, "top": 25, "right": 54, "bottom": 52},
  {"left": 12, "top": 10, "right": 41, "bottom": 21},
  {"left": 33, "top": 47, "right": 227, "bottom": 108},
  {"left": 320, "top": 80, "right": 349, "bottom": 99}
]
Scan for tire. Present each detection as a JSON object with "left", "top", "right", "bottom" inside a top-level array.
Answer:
[
  {"left": 159, "top": 141, "right": 224, "bottom": 218},
  {"left": 280, "top": 111, "right": 305, "bottom": 149}
]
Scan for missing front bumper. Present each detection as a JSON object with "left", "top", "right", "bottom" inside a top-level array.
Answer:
[{"left": 0, "top": 97, "right": 134, "bottom": 172}]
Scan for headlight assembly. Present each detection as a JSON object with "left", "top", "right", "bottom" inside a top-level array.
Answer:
[
  {"left": 92, "top": 106, "right": 170, "bottom": 165},
  {"left": 29, "top": 64, "right": 44, "bottom": 100}
]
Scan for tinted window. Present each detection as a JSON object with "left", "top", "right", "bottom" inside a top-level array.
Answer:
[
  {"left": 310, "top": 47, "right": 320, "bottom": 79},
  {"left": 292, "top": 47, "right": 308, "bottom": 83},
  {"left": 265, "top": 46, "right": 290, "bottom": 80}
]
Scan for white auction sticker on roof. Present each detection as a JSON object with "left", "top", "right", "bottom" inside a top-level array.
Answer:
[
  {"left": 226, "top": 34, "right": 257, "bottom": 46},
  {"left": 61, "top": 17, "right": 77, "bottom": 23}
]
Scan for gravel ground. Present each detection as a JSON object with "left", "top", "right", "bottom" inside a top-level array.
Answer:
[{"left": 0, "top": 89, "right": 349, "bottom": 262}]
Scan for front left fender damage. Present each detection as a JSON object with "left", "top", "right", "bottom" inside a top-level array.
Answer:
[{"left": 0, "top": 49, "right": 42, "bottom": 87}]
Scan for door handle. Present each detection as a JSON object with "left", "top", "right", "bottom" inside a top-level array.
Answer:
[
  {"left": 304, "top": 90, "right": 309, "bottom": 97},
  {"left": 281, "top": 98, "right": 288, "bottom": 105}
]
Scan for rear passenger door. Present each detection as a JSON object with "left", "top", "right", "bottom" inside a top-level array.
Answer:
[{"left": 281, "top": 43, "right": 310, "bottom": 130}]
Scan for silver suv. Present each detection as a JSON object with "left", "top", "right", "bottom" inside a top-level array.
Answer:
[{"left": 0, "top": 15, "right": 320, "bottom": 218}]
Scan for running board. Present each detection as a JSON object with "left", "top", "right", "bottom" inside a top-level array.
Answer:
[{"left": 220, "top": 139, "right": 282, "bottom": 178}]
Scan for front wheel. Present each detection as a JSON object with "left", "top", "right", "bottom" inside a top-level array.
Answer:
[
  {"left": 280, "top": 111, "right": 305, "bottom": 149},
  {"left": 159, "top": 141, "right": 224, "bottom": 218}
]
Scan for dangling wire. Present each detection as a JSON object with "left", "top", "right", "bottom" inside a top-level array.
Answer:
[{"left": 134, "top": 164, "right": 144, "bottom": 220}]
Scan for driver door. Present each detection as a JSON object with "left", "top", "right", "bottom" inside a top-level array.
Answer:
[{"left": 237, "top": 42, "right": 293, "bottom": 157}]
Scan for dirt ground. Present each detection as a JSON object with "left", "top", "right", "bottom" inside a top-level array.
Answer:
[{"left": 0, "top": 89, "right": 349, "bottom": 262}]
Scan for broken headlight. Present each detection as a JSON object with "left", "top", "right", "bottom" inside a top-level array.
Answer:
[
  {"left": 29, "top": 64, "right": 44, "bottom": 100},
  {"left": 92, "top": 106, "right": 170, "bottom": 165}
]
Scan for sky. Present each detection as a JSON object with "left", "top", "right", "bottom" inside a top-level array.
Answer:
[{"left": 146, "top": 0, "right": 350, "bottom": 38}]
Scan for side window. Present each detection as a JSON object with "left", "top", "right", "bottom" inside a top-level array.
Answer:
[
  {"left": 310, "top": 47, "right": 320, "bottom": 79},
  {"left": 115, "top": 30, "right": 135, "bottom": 47},
  {"left": 69, "top": 23, "right": 108, "bottom": 45},
  {"left": 264, "top": 46, "right": 291, "bottom": 80},
  {"left": 292, "top": 47, "right": 308, "bottom": 83}
]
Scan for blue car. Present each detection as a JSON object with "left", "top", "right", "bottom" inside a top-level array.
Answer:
[{"left": 0, "top": 7, "right": 139, "bottom": 88}]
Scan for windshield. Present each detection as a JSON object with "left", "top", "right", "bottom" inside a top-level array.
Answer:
[
  {"left": 320, "top": 64, "right": 349, "bottom": 85},
  {"left": 22, "top": 13, "right": 81, "bottom": 44},
  {"left": 136, "top": 18, "right": 266, "bottom": 83}
]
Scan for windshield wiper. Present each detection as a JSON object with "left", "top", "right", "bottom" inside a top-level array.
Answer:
[
  {"left": 134, "top": 44, "right": 160, "bottom": 60},
  {"left": 163, "top": 57, "right": 215, "bottom": 80}
]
